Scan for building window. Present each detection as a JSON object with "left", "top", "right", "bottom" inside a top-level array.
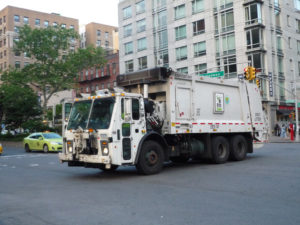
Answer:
[
  {"left": 154, "top": 10, "right": 167, "bottom": 29},
  {"left": 223, "top": 56, "right": 237, "bottom": 78},
  {"left": 175, "top": 4, "right": 186, "bottom": 20},
  {"left": 96, "top": 40, "right": 101, "bottom": 47},
  {"left": 192, "top": 0, "right": 204, "bottom": 14},
  {"left": 248, "top": 53, "right": 264, "bottom": 70},
  {"left": 23, "top": 17, "right": 29, "bottom": 24},
  {"left": 124, "top": 42, "right": 133, "bottom": 55},
  {"left": 101, "top": 83, "right": 105, "bottom": 89},
  {"left": 70, "top": 25, "right": 74, "bottom": 29},
  {"left": 176, "top": 46, "right": 188, "bottom": 61},
  {"left": 44, "top": 20, "right": 49, "bottom": 27},
  {"left": 24, "top": 62, "right": 30, "bottom": 67},
  {"left": 195, "top": 63, "right": 207, "bottom": 75},
  {"left": 123, "top": 6, "right": 132, "bottom": 19},
  {"left": 86, "top": 87, "right": 89, "bottom": 93},
  {"left": 222, "top": 34, "right": 236, "bottom": 55},
  {"left": 97, "top": 30, "right": 101, "bottom": 36},
  {"left": 61, "top": 24, "right": 66, "bottom": 28},
  {"left": 194, "top": 41, "right": 206, "bottom": 57},
  {"left": 125, "top": 60, "right": 134, "bottom": 73},
  {"left": 123, "top": 24, "right": 132, "bottom": 37},
  {"left": 14, "top": 26, "right": 19, "bottom": 33},
  {"left": 175, "top": 25, "right": 186, "bottom": 41},
  {"left": 15, "top": 51, "right": 21, "bottom": 57},
  {"left": 276, "top": 36, "right": 283, "bottom": 52},
  {"left": 295, "top": 0, "right": 300, "bottom": 10},
  {"left": 136, "top": 0, "right": 145, "bottom": 14},
  {"left": 35, "top": 19, "right": 40, "bottom": 26},
  {"left": 96, "top": 84, "right": 99, "bottom": 91},
  {"left": 177, "top": 67, "right": 188, "bottom": 74},
  {"left": 114, "top": 81, "right": 117, "bottom": 87},
  {"left": 138, "top": 56, "right": 147, "bottom": 70},
  {"left": 221, "top": 11, "right": 234, "bottom": 32},
  {"left": 298, "top": 61, "right": 300, "bottom": 76},
  {"left": 246, "top": 28, "right": 262, "bottom": 49},
  {"left": 245, "top": 3, "right": 262, "bottom": 25},
  {"left": 14, "top": 15, "right": 20, "bottom": 22},
  {"left": 107, "top": 64, "right": 110, "bottom": 75},
  {"left": 112, "top": 63, "right": 117, "bottom": 74},
  {"left": 297, "top": 40, "right": 300, "bottom": 54},
  {"left": 105, "top": 32, "right": 109, "bottom": 39},
  {"left": 137, "top": 37, "right": 147, "bottom": 51},
  {"left": 105, "top": 41, "right": 109, "bottom": 48},
  {"left": 53, "top": 22, "right": 57, "bottom": 27},
  {"left": 193, "top": 19, "right": 205, "bottom": 35},
  {"left": 296, "top": 19, "right": 300, "bottom": 33},
  {"left": 15, "top": 61, "right": 21, "bottom": 69},
  {"left": 137, "top": 19, "right": 146, "bottom": 33}
]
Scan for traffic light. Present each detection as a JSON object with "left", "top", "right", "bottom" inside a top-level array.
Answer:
[
  {"left": 244, "top": 66, "right": 256, "bottom": 80},
  {"left": 256, "top": 78, "right": 260, "bottom": 88}
]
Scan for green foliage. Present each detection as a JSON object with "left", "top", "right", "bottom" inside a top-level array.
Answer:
[
  {"left": 0, "top": 133, "right": 29, "bottom": 142},
  {"left": 22, "top": 119, "right": 54, "bottom": 133},
  {"left": 0, "top": 81, "right": 42, "bottom": 130},
  {"left": 12, "top": 25, "right": 107, "bottom": 114}
]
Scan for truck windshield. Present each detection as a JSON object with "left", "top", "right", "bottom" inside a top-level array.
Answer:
[
  {"left": 88, "top": 97, "right": 115, "bottom": 129},
  {"left": 67, "top": 100, "right": 92, "bottom": 130}
]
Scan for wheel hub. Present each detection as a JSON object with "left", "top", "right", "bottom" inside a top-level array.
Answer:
[{"left": 146, "top": 150, "right": 158, "bottom": 165}]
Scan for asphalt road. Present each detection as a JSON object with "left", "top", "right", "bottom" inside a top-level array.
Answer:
[{"left": 0, "top": 143, "right": 300, "bottom": 225}]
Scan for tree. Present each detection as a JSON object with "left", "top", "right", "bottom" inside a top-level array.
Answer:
[
  {"left": 11, "top": 25, "right": 107, "bottom": 115},
  {"left": 0, "top": 81, "right": 42, "bottom": 130}
]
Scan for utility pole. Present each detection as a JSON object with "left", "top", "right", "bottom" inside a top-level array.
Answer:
[{"left": 292, "top": 62, "right": 299, "bottom": 141}]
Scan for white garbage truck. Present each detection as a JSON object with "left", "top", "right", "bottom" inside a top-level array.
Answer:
[{"left": 59, "top": 67, "right": 268, "bottom": 175}]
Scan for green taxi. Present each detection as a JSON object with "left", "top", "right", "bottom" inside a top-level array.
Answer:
[
  {"left": 0, "top": 143, "right": 3, "bottom": 155},
  {"left": 23, "top": 132, "right": 62, "bottom": 153}
]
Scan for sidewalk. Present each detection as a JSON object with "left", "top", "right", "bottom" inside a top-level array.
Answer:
[{"left": 269, "top": 135, "right": 300, "bottom": 143}]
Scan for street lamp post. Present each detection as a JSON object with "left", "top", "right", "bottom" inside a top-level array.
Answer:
[{"left": 292, "top": 65, "right": 299, "bottom": 142}]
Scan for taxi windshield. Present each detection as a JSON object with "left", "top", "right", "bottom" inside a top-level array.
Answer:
[
  {"left": 88, "top": 97, "right": 115, "bottom": 129},
  {"left": 67, "top": 100, "right": 92, "bottom": 130}
]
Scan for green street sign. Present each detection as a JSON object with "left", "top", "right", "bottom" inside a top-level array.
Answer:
[{"left": 200, "top": 71, "right": 224, "bottom": 78}]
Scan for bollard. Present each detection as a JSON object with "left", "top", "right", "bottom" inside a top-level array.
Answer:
[{"left": 290, "top": 123, "right": 294, "bottom": 141}]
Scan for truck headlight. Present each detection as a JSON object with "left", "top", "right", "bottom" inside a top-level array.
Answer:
[
  {"left": 67, "top": 141, "right": 73, "bottom": 153},
  {"left": 103, "top": 148, "right": 109, "bottom": 155},
  {"left": 101, "top": 141, "right": 109, "bottom": 156}
]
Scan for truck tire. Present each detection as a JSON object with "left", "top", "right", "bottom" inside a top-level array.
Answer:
[
  {"left": 99, "top": 164, "right": 119, "bottom": 172},
  {"left": 211, "top": 136, "right": 229, "bottom": 164},
  {"left": 170, "top": 155, "right": 190, "bottom": 163},
  {"left": 230, "top": 135, "right": 247, "bottom": 161},
  {"left": 136, "top": 140, "right": 164, "bottom": 175}
]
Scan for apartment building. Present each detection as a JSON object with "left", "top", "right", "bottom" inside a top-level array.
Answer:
[
  {"left": 0, "top": 5, "right": 79, "bottom": 73},
  {"left": 78, "top": 22, "right": 120, "bottom": 94},
  {"left": 118, "top": 0, "right": 300, "bottom": 130}
]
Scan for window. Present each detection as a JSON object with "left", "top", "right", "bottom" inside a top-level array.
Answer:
[
  {"left": 136, "top": 0, "right": 145, "bottom": 14},
  {"left": 14, "top": 26, "right": 19, "bottom": 33},
  {"left": 195, "top": 64, "right": 207, "bottom": 75},
  {"left": 298, "top": 61, "right": 300, "bottom": 76},
  {"left": 53, "top": 22, "right": 57, "bottom": 27},
  {"left": 97, "top": 30, "right": 101, "bottom": 36},
  {"left": 248, "top": 53, "right": 264, "bottom": 70},
  {"left": 222, "top": 34, "right": 236, "bottom": 55},
  {"left": 297, "top": 19, "right": 300, "bottom": 33},
  {"left": 223, "top": 56, "right": 237, "bottom": 78},
  {"left": 105, "top": 32, "right": 109, "bottom": 39},
  {"left": 137, "top": 38, "right": 147, "bottom": 51},
  {"left": 192, "top": 0, "right": 204, "bottom": 14},
  {"left": 24, "top": 62, "right": 30, "bottom": 67},
  {"left": 177, "top": 67, "right": 188, "bottom": 74},
  {"left": 14, "top": 15, "right": 20, "bottom": 22},
  {"left": 15, "top": 61, "right": 21, "bottom": 68},
  {"left": 86, "top": 87, "right": 89, "bottom": 93},
  {"left": 132, "top": 99, "right": 140, "bottom": 120},
  {"left": 295, "top": 0, "right": 300, "bottom": 10},
  {"left": 221, "top": 11, "right": 234, "bottom": 32},
  {"left": 245, "top": 3, "right": 262, "bottom": 25},
  {"left": 107, "top": 64, "right": 110, "bottom": 75},
  {"left": 23, "top": 17, "right": 29, "bottom": 24},
  {"left": 176, "top": 46, "right": 187, "bottom": 61},
  {"left": 246, "top": 28, "right": 262, "bottom": 49},
  {"left": 175, "top": 4, "right": 185, "bottom": 20},
  {"left": 154, "top": 10, "right": 167, "bottom": 29},
  {"left": 96, "top": 40, "right": 101, "bottom": 47},
  {"left": 96, "top": 84, "right": 99, "bottom": 91},
  {"left": 297, "top": 40, "right": 300, "bottom": 54},
  {"left": 215, "top": 0, "right": 233, "bottom": 10},
  {"left": 35, "top": 19, "right": 40, "bottom": 26},
  {"left": 123, "top": 6, "right": 132, "bottom": 19},
  {"left": 105, "top": 41, "right": 109, "bottom": 47},
  {"left": 287, "top": 15, "right": 290, "bottom": 27},
  {"left": 123, "top": 24, "right": 132, "bottom": 37},
  {"left": 15, "top": 51, "right": 21, "bottom": 56},
  {"left": 61, "top": 24, "right": 66, "bottom": 28},
  {"left": 125, "top": 60, "right": 134, "bottom": 73},
  {"left": 137, "top": 19, "right": 146, "bottom": 33},
  {"left": 44, "top": 20, "right": 49, "bottom": 27},
  {"left": 276, "top": 36, "right": 282, "bottom": 52},
  {"left": 124, "top": 42, "right": 133, "bottom": 55},
  {"left": 138, "top": 56, "right": 147, "bottom": 70},
  {"left": 193, "top": 19, "right": 205, "bottom": 35},
  {"left": 112, "top": 63, "right": 117, "bottom": 74},
  {"left": 175, "top": 25, "right": 186, "bottom": 41},
  {"left": 194, "top": 41, "right": 206, "bottom": 57},
  {"left": 70, "top": 25, "right": 74, "bottom": 29}
]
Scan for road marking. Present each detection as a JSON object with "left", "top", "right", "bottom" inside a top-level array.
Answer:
[
  {"left": 29, "top": 164, "right": 39, "bottom": 167},
  {"left": 0, "top": 154, "right": 48, "bottom": 159}
]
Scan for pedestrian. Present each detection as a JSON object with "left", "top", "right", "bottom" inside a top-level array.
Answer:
[
  {"left": 280, "top": 124, "right": 286, "bottom": 138},
  {"left": 274, "top": 123, "right": 280, "bottom": 136}
]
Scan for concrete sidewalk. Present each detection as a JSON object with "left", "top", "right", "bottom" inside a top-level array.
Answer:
[{"left": 269, "top": 135, "right": 300, "bottom": 143}]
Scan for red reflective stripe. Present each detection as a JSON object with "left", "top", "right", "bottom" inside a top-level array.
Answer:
[
  {"left": 176, "top": 123, "right": 180, "bottom": 125},
  {"left": 241, "top": 123, "right": 245, "bottom": 125},
  {"left": 229, "top": 123, "right": 233, "bottom": 125},
  {"left": 200, "top": 123, "right": 206, "bottom": 125},
  {"left": 222, "top": 123, "right": 227, "bottom": 125},
  {"left": 235, "top": 123, "right": 239, "bottom": 125},
  {"left": 208, "top": 123, "right": 213, "bottom": 125},
  {"left": 192, "top": 123, "right": 197, "bottom": 125}
]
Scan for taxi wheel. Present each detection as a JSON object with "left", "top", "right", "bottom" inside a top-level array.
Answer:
[
  {"left": 43, "top": 144, "right": 49, "bottom": 153},
  {"left": 25, "top": 144, "right": 31, "bottom": 152}
]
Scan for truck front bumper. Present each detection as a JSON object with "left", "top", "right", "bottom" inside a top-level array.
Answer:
[{"left": 59, "top": 153, "right": 111, "bottom": 165}]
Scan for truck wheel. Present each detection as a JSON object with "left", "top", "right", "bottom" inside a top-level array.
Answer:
[
  {"left": 25, "top": 144, "right": 31, "bottom": 152},
  {"left": 230, "top": 135, "right": 247, "bottom": 161},
  {"left": 43, "top": 144, "right": 49, "bottom": 153},
  {"left": 211, "top": 136, "right": 229, "bottom": 164},
  {"left": 99, "top": 164, "right": 119, "bottom": 172},
  {"left": 136, "top": 141, "right": 164, "bottom": 175},
  {"left": 170, "top": 155, "right": 190, "bottom": 163}
]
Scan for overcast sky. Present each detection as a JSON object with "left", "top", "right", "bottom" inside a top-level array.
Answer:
[{"left": 0, "top": 0, "right": 119, "bottom": 30}]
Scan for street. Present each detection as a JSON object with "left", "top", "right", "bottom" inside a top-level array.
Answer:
[{"left": 0, "top": 143, "right": 300, "bottom": 225}]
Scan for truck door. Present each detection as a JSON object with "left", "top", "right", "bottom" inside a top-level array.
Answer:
[{"left": 121, "top": 98, "right": 145, "bottom": 163}]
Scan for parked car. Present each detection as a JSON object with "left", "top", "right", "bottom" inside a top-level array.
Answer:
[
  {"left": 0, "top": 143, "right": 3, "bottom": 155},
  {"left": 23, "top": 132, "right": 62, "bottom": 153}
]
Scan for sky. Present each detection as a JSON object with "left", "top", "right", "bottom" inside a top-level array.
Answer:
[{"left": 0, "top": 0, "right": 119, "bottom": 30}]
